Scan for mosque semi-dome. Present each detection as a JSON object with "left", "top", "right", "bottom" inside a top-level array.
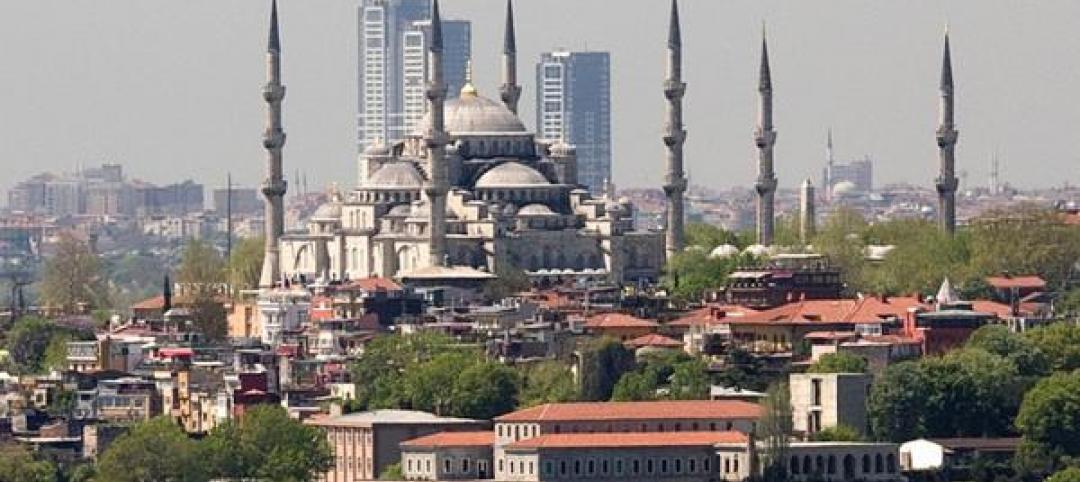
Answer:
[
  {"left": 475, "top": 162, "right": 550, "bottom": 188},
  {"left": 517, "top": 204, "right": 557, "bottom": 216},
  {"left": 367, "top": 161, "right": 424, "bottom": 189}
]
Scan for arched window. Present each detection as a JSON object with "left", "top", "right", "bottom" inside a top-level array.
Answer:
[
  {"left": 816, "top": 455, "right": 825, "bottom": 473},
  {"left": 887, "top": 454, "right": 897, "bottom": 473},
  {"left": 827, "top": 455, "right": 836, "bottom": 474},
  {"left": 790, "top": 456, "right": 800, "bottom": 475},
  {"left": 803, "top": 456, "right": 812, "bottom": 475},
  {"left": 875, "top": 454, "right": 884, "bottom": 473},
  {"left": 862, "top": 454, "right": 871, "bottom": 473},
  {"left": 844, "top": 454, "right": 856, "bottom": 478}
]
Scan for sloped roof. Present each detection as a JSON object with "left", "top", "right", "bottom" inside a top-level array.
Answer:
[
  {"left": 668, "top": 305, "right": 759, "bottom": 327},
  {"left": 506, "top": 431, "right": 748, "bottom": 450},
  {"left": 625, "top": 333, "right": 683, "bottom": 348},
  {"left": 985, "top": 275, "right": 1046, "bottom": 290},
  {"left": 339, "top": 277, "right": 403, "bottom": 292},
  {"left": 495, "top": 400, "right": 762, "bottom": 423},
  {"left": 584, "top": 313, "right": 659, "bottom": 329},
  {"left": 401, "top": 431, "right": 494, "bottom": 448},
  {"left": 731, "top": 296, "right": 925, "bottom": 326}
]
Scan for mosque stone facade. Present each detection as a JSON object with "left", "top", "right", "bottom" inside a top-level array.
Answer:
[{"left": 276, "top": 1, "right": 663, "bottom": 285}]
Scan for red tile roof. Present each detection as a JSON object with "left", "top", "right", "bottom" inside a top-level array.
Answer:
[
  {"left": 584, "top": 313, "right": 659, "bottom": 329},
  {"left": 131, "top": 295, "right": 166, "bottom": 310},
  {"left": 495, "top": 400, "right": 762, "bottom": 422},
  {"left": 985, "top": 275, "right": 1046, "bottom": 290},
  {"left": 339, "top": 277, "right": 403, "bottom": 292},
  {"left": 668, "top": 305, "right": 759, "bottom": 327},
  {"left": 401, "top": 431, "right": 495, "bottom": 448},
  {"left": 730, "top": 296, "right": 925, "bottom": 325},
  {"left": 506, "top": 431, "right": 748, "bottom": 450},
  {"left": 970, "top": 300, "right": 1016, "bottom": 318},
  {"left": 625, "top": 333, "right": 684, "bottom": 349}
]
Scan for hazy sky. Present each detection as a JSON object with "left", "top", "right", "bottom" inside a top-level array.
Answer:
[{"left": 1, "top": 0, "right": 1079, "bottom": 196}]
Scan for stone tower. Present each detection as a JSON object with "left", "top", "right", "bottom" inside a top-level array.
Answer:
[
  {"left": 800, "top": 178, "right": 816, "bottom": 246},
  {"left": 662, "top": 0, "right": 687, "bottom": 258},
  {"left": 935, "top": 30, "right": 959, "bottom": 235},
  {"left": 425, "top": 0, "right": 449, "bottom": 267},
  {"left": 259, "top": 0, "right": 287, "bottom": 288},
  {"left": 754, "top": 28, "right": 777, "bottom": 246},
  {"left": 499, "top": 0, "right": 521, "bottom": 114}
]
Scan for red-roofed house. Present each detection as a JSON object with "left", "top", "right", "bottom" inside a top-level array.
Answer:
[
  {"left": 583, "top": 313, "right": 659, "bottom": 341},
  {"left": 625, "top": 333, "right": 684, "bottom": 351},
  {"left": 401, "top": 432, "right": 496, "bottom": 480}
]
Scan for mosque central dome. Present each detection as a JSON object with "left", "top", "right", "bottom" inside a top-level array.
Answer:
[
  {"left": 475, "top": 162, "right": 550, "bottom": 188},
  {"left": 416, "top": 84, "right": 527, "bottom": 135}
]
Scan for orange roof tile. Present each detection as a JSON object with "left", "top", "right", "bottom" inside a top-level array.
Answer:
[
  {"left": 625, "top": 333, "right": 684, "bottom": 348},
  {"left": 506, "top": 431, "right": 747, "bottom": 450},
  {"left": 970, "top": 300, "right": 1015, "bottom": 318},
  {"left": 131, "top": 295, "right": 166, "bottom": 310},
  {"left": 730, "top": 297, "right": 925, "bottom": 325},
  {"left": 585, "top": 313, "right": 659, "bottom": 329},
  {"left": 985, "top": 275, "right": 1046, "bottom": 290},
  {"left": 401, "top": 431, "right": 495, "bottom": 448},
  {"left": 340, "top": 277, "right": 402, "bottom": 292},
  {"left": 668, "top": 305, "right": 759, "bottom": 327},
  {"left": 495, "top": 400, "right": 762, "bottom": 423}
]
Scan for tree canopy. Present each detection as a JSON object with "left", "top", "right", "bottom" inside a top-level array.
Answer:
[
  {"left": 577, "top": 337, "right": 636, "bottom": 402},
  {"left": 1015, "top": 371, "right": 1080, "bottom": 470},
  {"left": 807, "top": 352, "right": 868, "bottom": 374},
  {"left": 201, "top": 404, "right": 333, "bottom": 482},
  {"left": 96, "top": 417, "right": 207, "bottom": 482},
  {"left": 1021, "top": 322, "right": 1080, "bottom": 373},
  {"left": 177, "top": 239, "right": 228, "bottom": 340},
  {"left": 39, "top": 231, "right": 107, "bottom": 313},
  {"left": 227, "top": 236, "right": 265, "bottom": 294},
  {"left": 868, "top": 349, "right": 1022, "bottom": 441},
  {"left": 4, "top": 316, "right": 92, "bottom": 374},
  {"left": 519, "top": 361, "right": 578, "bottom": 407}
]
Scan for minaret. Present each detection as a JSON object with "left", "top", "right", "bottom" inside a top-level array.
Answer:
[
  {"left": 935, "top": 29, "right": 959, "bottom": 234},
  {"left": 662, "top": 0, "right": 687, "bottom": 258},
  {"left": 799, "top": 178, "right": 816, "bottom": 246},
  {"left": 754, "top": 27, "right": 778, "bottom": 246},
  {"left": 259, "top": 0, "right": 287, "bottom": 288},
  {"left": 824, "top": 128, "right": 834, "bottom": 201},
  {"left": 499, "top": 0, "right": 521, "bottom": 114},
  {"left": 425, "top": 0, "right": 448, "bottom": 268}
]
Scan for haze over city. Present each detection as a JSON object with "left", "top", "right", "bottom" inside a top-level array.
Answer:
[{"left": 1, "top": 0, "right": 1078, "bottom": 196}]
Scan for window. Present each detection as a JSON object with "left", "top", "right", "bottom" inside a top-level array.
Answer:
[
  {"left": 674, "top": 423, "right": 681, "bottom": 431},
  {"left": 812, "top": 378, "right": 823, "bottom": 406},
  {"left": 462, "top": 459, "right": 469, "bottom": 473},
  {"left": 529, "top": 462, "right": 534, "bottom": 475},
  {"left": 519, "top": 461, "right": 524, "bottom": 474},
  {"left": 661, "top": 459, "right": 668, "bottom": 473},
  {"left": 544, "top": 461, "right": 553, "bottom": 475},
  {"left": 499, "top": 459, "right": 504, "bottom": 473},
  {"left": 509, "top": 460, "right": 514, "bottom": 474},
  {"left": 560, "top": 461, "right": 567, "bottom": 475},
  {"left": 703, "top": 457, "right": 711, "bottom": 471},
  {"left": 408, "top": 459, "right": 413, "bottom": 471},
  {"left": 875, "top": 454, "right": 884, "bottom": 473},
  {"left": 689, "top": 458, "right": 696, "bottom": 473},
  {"left": 828, "top": 455, "right": 836, "bottom": 474},
  {"left": 734, "top": 458, "right": 739, "bottom": 472},
  {"left": 862, "top": 454, "right": 871, "bottom": 473},
  {"left": 887, "top": 454, "right": 897, "bottom": 473},
  {"left": 554, "top": 424, "right": 561, "bottom": 434},
  {"left": 647, "top": 459, "right": 654, "bottom": 474},
  {"left": 602, "top": 460, "right": 609, "bottom": 474},
  {"left": 633, "top": 459, "right": 640, "bottom": 474},
  {"left": 616, "top": 459, "right": 623, "bottom": 475},
  {"left": 587, "top": 460, "right": 594, "bottom": 474},
  {"left": 675, "top": 458, "right": 682, "bottom": 473},
  {"left": 790, "top": 456, "right": 799, "bottom": 475},
  {"left": 444, "top": 459, "right": 451, "bottom": 473},
  {"left": 574, "top": 460, "right": 581, "bottom": 475}
]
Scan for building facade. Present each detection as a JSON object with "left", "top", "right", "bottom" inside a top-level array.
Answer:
[
  {"left": 357, "top": 0, "right": 470, "bottom": 150},
  {"left": 535, "top": 51, "right": 612, "bottom": 195},
  {"left": 790, "top": 373, "right": 873, "bottom": 437}
]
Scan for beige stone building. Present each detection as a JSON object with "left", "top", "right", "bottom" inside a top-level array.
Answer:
[
  {"left": 401, "top": 431, "right": 495, "bottom": 480},
  {"left": 714, "top": 441, "right": 904, "bottom": 482},
  {"left": 790, "top": 373, "right": 873, "bottom": 437},
  {"left": 306, "top": 410, "right": 487, "bottom": 482}
]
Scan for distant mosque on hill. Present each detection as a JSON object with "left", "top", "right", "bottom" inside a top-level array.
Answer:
[{"left": 255, "top": 0, "right": 960, "bottom": 289}]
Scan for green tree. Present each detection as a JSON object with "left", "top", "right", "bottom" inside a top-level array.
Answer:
[
  {"left": 807, "top": 352, "right": 868, "bottom": 374},
  {"left": 518, "top": 361, "right": 578, "bottom": 407},
  {"left": 403, "top": 351, "right": 474, "bottom": 415},
  {"left": 227, "top": 236, "right": 265, "bottom": 294},
  {"left": 685, "top": 222, "right": 740, "bottom": 250},
  {"left": 810, "top": 425, "right": 862, "bottom": 442},
  {"left": 1047, "top": 467, "right": 1080, "bottom": 482},
  {"left": 869, "top": 350, "right": 1021, "bottom": 441},
  {"left": 378, "top": 462, "right": 404, "bottom": 481},
  {"left": 97, "top": 417, "right": 207, "bottom": 482},
  {"left": 4, "top": 317, "right": 91, "bottom": 374},
  {"left": 810, "top": 207, "right": 870, "bottom": 296},
  {"left": 202, "top": 405, "right": 333, "bottom": 482},
  {"left": 861, "top": 219, "right": 973, "bottom": 295},
  {"left": 1059, "top": 288, "right": 1080, "bottom": 319},
  {"left": 757, "top": 382, "right": 793, "bottom": 481},
  {"left": 0, "top": 444, "right": 57, "bottom": 482},
  {"left": 39, "top": 231, "right": 106, "bottom": 313},
  {"left": 1022, "top": 322, "right": 1080, "bottom": 372},
  {"left": 714, "top": 348, "right": 769, "bottom": 392},
  {"left": 1015, "top": 371, "right": 1080, "bottom": 470},
  {"left": 349, "top": 333, "right": 470, "bottom": 411},
  {"left": 662, "top": 249, "right": 755, "bottom": 302},
  {"left": 451, "top": 361, "right": 520, "bottom": 419},
  {"left": 611, "top": 371, "right": 658, "bottom": 401},
  {"left": 967, "top": 205, "right": 1080, "bottom": 289},
  {"left": 966, "top": 324, "right": 1050, "bottom": 377},
  {"left": 577, "top": 337, "right": 636, "bottom": 401},
  {"left": 177, "top": 239, "right": 227, "bottom": 340},
  {"left": 668, "top": 357, "right": 711, "bottom": 400}
]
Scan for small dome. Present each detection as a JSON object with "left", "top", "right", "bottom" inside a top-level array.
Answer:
[
  {"left": 475, "top": 162, "right": 550, "bottom": 188},
  {"left": 385, "top": 204, "right": 412, "bottom": 217},
  {"left": 417, "top": 92, "right": 526, "bottom": 135},
  {"left": 311, "top": 202, "right": 341, "bottom": 220},
  {"left": 831, "top": 180, "right": 858, "bottom": 198},
  {"left": 363, "top": 140, "right": 391, "bottom": 157},
  {"left": 408, "top": 201, "right": 457, "bottom": 219},
  {"left": 367, "top": 162, "right": 424, "bottom": 189},
  {"left": 709, "top": 244, "right": 740, "bottom": 259},
  {"left": 518, "top": 204, "right": 557, "bottom": 216},
  {"left": 743, "top": 244, "right": 772, "bottom": 257}
]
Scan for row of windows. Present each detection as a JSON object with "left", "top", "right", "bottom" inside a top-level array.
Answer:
[
  {"left": 788, "top": 453, "right": 897, "bottom": 476},
  {"left": 531, "top": 455, "right": 715, "bottom": 478}
]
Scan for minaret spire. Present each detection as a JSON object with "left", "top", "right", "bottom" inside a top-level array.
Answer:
[
  {"left": 935, "top": 28, "right": 959, "bottom": 234},
  {"left": 754, "top": 26, "right": 778, "bottom": 246},
  {"left": 499, "top": 0, "right": 521, "bottom": 113},
  {"left": 662, "top": 0, "right": 687, "bottom": 258},
  {"left": 425, "top": 0, "right": 449, "bottom": 268},
  {"left": 259, "top": 0, "right": 287, "bottom": 288}
]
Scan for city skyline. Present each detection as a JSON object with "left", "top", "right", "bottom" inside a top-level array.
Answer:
[{"left": 1, "top": 0, "right": 1079, "bottom": 199}]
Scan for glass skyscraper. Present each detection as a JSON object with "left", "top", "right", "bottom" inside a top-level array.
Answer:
[
  {"left": 357, "top": 0, "right": 470, "bottom": 150},
  {"left": 535, "top": 51, "right": 612, "bottom": 195}
]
